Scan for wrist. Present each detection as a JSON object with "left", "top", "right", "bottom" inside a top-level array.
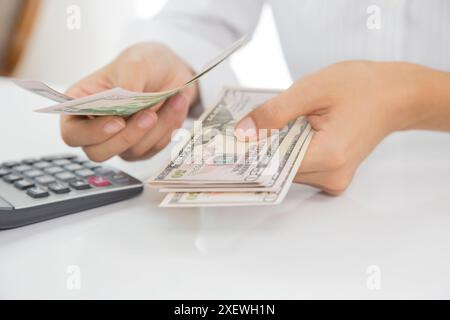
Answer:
[{"left": 395, "top": 64, "right": 450, "bottom": 132}]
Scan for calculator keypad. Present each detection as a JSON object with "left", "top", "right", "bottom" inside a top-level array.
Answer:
[{"left": 1, "top": 154, "right": 118, "bottom": 200}]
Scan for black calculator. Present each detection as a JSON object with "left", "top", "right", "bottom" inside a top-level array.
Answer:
[{"left": 0, "top": 154, "right": 143, "bottom": 230}]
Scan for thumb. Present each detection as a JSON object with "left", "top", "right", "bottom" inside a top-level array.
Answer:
[{"left": 235, "top": 79, "right": 323, "bottom": 141}]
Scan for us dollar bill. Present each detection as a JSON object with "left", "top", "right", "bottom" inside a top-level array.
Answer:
[
  {"left": 34, "top": 88, "right": 179, "bottom": 116},
  {"left": 147, "top": 87, "right": 301, "bottom": 186},
  {"left": 159, "top": 130, "right": 314, "bottom": 207},
  {"left": 156, "top": 118, "right": 310, "bottom": 193},
  {"left": 15, "top": 36, "right": 248, "bottom": 117}
]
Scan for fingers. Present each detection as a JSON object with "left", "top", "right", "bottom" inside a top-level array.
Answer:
[
  {"left": 294, "top": 170, "right": 353, "bottom": 196},
  {"left": 294, "top": 135, "right": 355, "bottom": 196},
  {"left": 235, "top": 74, "right": 328, "bottom": 140},
  {"left": 63, "top": 88, "right": 193, "bottom": 163},
  {"left": 60, "top": 115, "right": 126, "bottom": 147},
  {"left": 291, "top": 131, "right": 354, "bottom": 195},
  {"left": 119, "top": 91, "right": 191, "bottom": 161},
  {"left": 115, "top": 61, "right": 147, "bottom": 92},
  {"left": 82, "top": 109, "right": 158, "bottom": 162},
  {"left": 65, "top": 65, "right": 112, "bottom": 98},
  {"left": 290, "top": 132, "right": 331, "bottom": 174},
  {"left": 65, "top": 86, "right": 89, "bottom": 99}
]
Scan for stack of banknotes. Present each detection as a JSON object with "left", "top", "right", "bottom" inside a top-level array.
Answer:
[{"left": 148, "top": 87, "right": 313, "bottom": 207}]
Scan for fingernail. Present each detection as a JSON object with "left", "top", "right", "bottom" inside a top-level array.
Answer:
[
  {"left": 137, "top": 110, "right": 157, "bottom": 129},
  {"left": 171, "top": 94, "right": 188, "bottom": 112},
  {"left": 104, "top": 119, "right": 125, "bottom": 134},
  {"left": 235, "top": 117, "right": 257, "bottom": 141}
]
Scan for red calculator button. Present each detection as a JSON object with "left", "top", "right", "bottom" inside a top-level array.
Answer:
[{"left": 88, "top": 176, "right": 112, "bottom": 187}]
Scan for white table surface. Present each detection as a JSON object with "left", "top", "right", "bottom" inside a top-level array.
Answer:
[{"left": 0, "top": 78, "right": 449, "bottom": 300}]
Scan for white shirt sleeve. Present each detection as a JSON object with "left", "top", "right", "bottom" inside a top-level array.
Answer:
[{"left": 122, "top": 0, "right": 264, "bottom": 115}]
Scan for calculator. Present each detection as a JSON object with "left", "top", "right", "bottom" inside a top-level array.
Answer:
[{"left": 0, "top": 154, "right": 143, "bottom": 230}]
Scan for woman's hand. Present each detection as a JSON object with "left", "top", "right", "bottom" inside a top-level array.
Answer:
[
  {"left": 236, "top": 61, "right": 434, "bottom": 195},
  {"left": 61, "top": 42, "right": 199, "bottom": 162}
]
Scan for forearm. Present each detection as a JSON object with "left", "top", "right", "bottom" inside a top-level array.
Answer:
[{"left": 407, "top": 66, "right": 450, "bottom": 132}]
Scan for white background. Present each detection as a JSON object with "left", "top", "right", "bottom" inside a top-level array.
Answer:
[{"left": 16, "top": 0, "right": 292, "bottom": 90}]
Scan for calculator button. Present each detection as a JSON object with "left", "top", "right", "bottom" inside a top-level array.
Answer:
[
  {"left": 83, "top": 162, "right": 101, "bottom": 170},
  {"left": 35, "top": 175, "right": 57, "bottom": 186},
  {"left": 70, "top": 180, "right": 92, "bottom": 190},
  {"left": 0, "top": 168, "right": 11, "bottom": 177},
  {"left": 14, "top": 180, "right": 35, "bottom": 190},
  {"left": 72, "top": 157, "right": 88, "bottom": 164},
  {"left": 76, "top": 169, "right": 95, "bottom": 178},
  {"left": 14, "top": 165, "right": 32, "bottom": 173},
  {"left": 41, "top": 154, "right": 77, "bottom": 162},
  {"left": 55, "top": 172, "right": 77, "bottom": 182},
  {"left": 64, "top": 164, "right": 84, "bottom": 172},
  {"left": 34, "top": 161, "right": 52, "bottom": 169},
  {"left": 22, "top": 158, "right": 40, "bottom": 165},
  {"left": 27, "top": 187, "right": 50, "bottom": 199},
  {"left": 3, "top": 174, "right": 22, "bottom": 183},
  {"left": 48, "top": 183, "right": 71, "bottom": 195},
  {"left": 0, "top": 196, "right": 13, "bottom": 210},
  {"left": 112, "top": 173, "right": 131, "bottom": 184},
  {"left": 94, "top": 167, "right": 114, "bottom": 176},
  {"left": 2, "top": 161, "right": 20, "bottom": 168},
  {"left": 24, "top": 170, "right": 44, "bottom": 179},
  {"left": 44, "top": 166, "right": 64, "bottom": 175},
  {"left": 88, "top": 176, "right": 112, "bottom": 187},
  {"left": 52, "top": 159, "right": 72, "bottom": 166}
]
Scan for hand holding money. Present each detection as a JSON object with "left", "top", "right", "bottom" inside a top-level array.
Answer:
[
  {"left": 14, "top": 38, "right": 247, "bottom": 162},
  {"left": 153, "top": 58, "right": 421, "bottom": 206},
  {"left": 235, "top": 61, "right": 428, "bottom": 196},
  {"left": 60, "top": 42, "right": 200, "bottom": 162}
]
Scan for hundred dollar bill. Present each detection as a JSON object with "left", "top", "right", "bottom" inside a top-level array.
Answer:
[
  {"left": 16, "top": 36, "right": 248, "bottom": 116},
  {"left": 157, "top": 119, "right": 311, "bottom": 193},
  {"left": 148, "top": 87, "right": 299, "bottom": 186},
  {"left": 159, "top": 130, "right": 314, "bottom": 207}
]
